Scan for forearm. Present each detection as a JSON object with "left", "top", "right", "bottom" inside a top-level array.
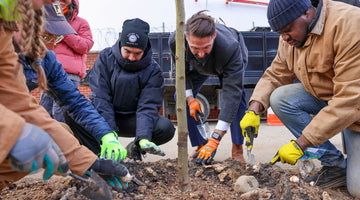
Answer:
[{"left": 248, "top": 101, "right": 264, "bottom": 114}]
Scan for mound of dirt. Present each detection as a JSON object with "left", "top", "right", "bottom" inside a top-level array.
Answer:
[{"left": 0, "top": 158, "right": 355, "bottom": 200}]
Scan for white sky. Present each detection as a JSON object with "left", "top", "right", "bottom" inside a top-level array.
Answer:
[{"left": 78, "top": 0, "right": 270, "bottom": 51}]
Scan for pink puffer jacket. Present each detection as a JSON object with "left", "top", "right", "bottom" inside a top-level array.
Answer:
[{"left": 53, "top": 0, "right": 93, "bottom": 79}]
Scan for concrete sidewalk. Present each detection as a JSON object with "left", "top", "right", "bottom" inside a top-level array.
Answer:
[{"left": 119, "top": 121, "right": 345, "bottom": 170}]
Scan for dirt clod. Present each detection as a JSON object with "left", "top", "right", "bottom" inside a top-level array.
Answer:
[{"left": 0, "top": 158, "right": 355, "bottom": 199}]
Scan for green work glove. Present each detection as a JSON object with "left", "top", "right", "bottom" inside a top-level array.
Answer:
[
  {"left": 271, "top": 140, "right": 304, "bottom": 165},
  {"left": 240, "top": 110, "right": 260, "bottom": 142},
  {"left": 9, "top": 123, "right": 69, "bottom": 181},
  {"left": 100, "top": 132, "right": 127, "bottom": 162},
  {"left": 139, "top": 139, "right": 166, "bottom": 156}
]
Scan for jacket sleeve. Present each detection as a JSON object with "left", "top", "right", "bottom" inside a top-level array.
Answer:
[
  {"left": 88, "top": 50, "right": 117, "bottom": 131},
  {"left": 303, "top": 29, "right": 360, "bottom": 146},
  {"left": 43, "top": 51, "right": 113, "bottom": 142},
  {"left": 0, "top": 104, "right": 25, "bottom": 163},
  {"left": 217, "top": 42, "right": 247, "bottom": 123},
  {"left": 135, "top": 65, "right": 164, "bottom": 141},
  {"left": 250, "top": 39, "right": 297, "bottom": 111},
  {"left": 62, "top": 18, "right": 94, "bottom": 55}
]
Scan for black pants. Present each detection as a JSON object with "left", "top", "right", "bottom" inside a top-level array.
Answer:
[{"left": 63, "top": 112, "right": 175, "bottom": 155}]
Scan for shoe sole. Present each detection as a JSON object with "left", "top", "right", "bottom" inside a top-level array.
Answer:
[{"left": 316, "top": 176, "right": 347, "bottom": 188}]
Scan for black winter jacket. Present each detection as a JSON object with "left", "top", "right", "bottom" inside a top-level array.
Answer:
[{"left": 89, "top": 39, "right": 164, "bottom": 141}]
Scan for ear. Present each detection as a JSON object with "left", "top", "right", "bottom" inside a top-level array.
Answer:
[
  {"left": 303, "top": 7, "right": 315, "bottom": 22},
  {"left": 213, "top": 30, "right": 217, "bottom": 39},
  {"left": 184, "top": 32, "right": 188, "bottom": 41}
]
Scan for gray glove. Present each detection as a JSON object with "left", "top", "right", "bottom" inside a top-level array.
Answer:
[{"left": 8, "top": 123, "right": 69, "bottom": 180}]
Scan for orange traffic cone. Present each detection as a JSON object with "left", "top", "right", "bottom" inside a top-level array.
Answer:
[{"left": 266, "top": 107, "right": 283, "bottom": 126}]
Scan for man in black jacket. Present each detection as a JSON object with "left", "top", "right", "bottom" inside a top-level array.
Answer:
[
  {"left": 89, "top": 18, "right": 175, "bottom": 161},
  {"left": 169, "top": 11, "right": 248, "bottom": 164}
]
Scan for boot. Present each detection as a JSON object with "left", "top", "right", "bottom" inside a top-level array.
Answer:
[{"left": 232, "top": 143, "right": 246, "bottom": 164}]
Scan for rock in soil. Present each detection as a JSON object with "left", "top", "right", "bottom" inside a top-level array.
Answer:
[{"left": 0, "top": 158, "right": 356, "bottom": 200}]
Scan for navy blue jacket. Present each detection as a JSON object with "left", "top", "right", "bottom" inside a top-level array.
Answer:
[
  {"left": 169, "top": 23, "right": 248, "bottom": 123},
  {"left": 89, "top": 39, "right": 164, "bottom": 141},
  {"left": 22, "top": 50, "right": 113, "bottom": 142}
]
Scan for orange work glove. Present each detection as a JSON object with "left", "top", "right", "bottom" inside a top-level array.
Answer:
[
  {"left": 194, "top": 138, "right": 220, "bottom": 165},
  {"left": 188, "top": 99, "right": 203, "bottom": 121}
]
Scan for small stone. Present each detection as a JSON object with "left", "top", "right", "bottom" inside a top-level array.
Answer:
[
  {"left": 218, "top": 171, "right": 228, "bottom": 182},
  {"left": 234, "top": 175, "right": 259, "bottom": 193},
  {"left": 290, "top": 176, "right": 299, "bottom": 183},
  {"left": 214, "top": 164, "right": 225, "bottom": 173},
  {"left": 137, "top": 186, "right": 147, "bottom": 193},
  {"left": 310, "top": 181, "right": 315, "bottom": 186},
  {"left": 144, "top": 167, "right": 157, "bottom": 177},
  {"left": 195, "top": 169, "right": 203, "bottom": 177}
]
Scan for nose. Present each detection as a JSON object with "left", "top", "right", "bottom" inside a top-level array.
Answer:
[
  {"left": 197, "top": 51, "right": 205, "bottom": 58},
  {"left": 128, "top": 54, "right": 136, "bottom": 62}
]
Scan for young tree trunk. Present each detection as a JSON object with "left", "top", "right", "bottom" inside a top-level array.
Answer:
[{"left": 175, "top": 0, "right": 191, "bottom": 192}]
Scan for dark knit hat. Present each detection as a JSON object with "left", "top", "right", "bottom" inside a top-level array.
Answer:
[
  {"left": 267, "top": 0, "right": 312, "bottom": 31},
  {"left": 120, "top": 18, "right": 150, "bottom": 51}
]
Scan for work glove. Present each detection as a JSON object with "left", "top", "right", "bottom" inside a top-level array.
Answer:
[
  {"left": 8, "top": 123, "right": 69, "bottom": 180},
  {"left": 195, "top": 138, "right": 220, "bottom": 165},
  {"left": 89, "top": 158, "right": 130, "bottom": 190},
  {"left": 139, "top": 139, "right": 166, "bottom": 156},
  {"left": 188, "top": 99, "right": 203, "bottom": 121},
  {"left": 100, "top": 131, "right": 127, "bottom": 162},
  {"left": 270, "top": 140, "right": 304, "bottom": 165},
  {"left": 240, "top": 110, "right": 260, "bottom": 144}
]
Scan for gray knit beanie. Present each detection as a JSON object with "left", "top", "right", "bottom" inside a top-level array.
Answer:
[{"left": 267, "top": 0, "right": 312, "bottom": 31}]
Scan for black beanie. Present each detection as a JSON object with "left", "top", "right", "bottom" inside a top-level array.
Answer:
[
  {"left": 120, "top": 18, "right": 150, "bottom": 51},
  {"left": 267, "top": 0, "right": 312, "bottom": 31}
]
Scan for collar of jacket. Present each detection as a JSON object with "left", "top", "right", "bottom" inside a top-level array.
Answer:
[
  {"left": 308, "top": 0, "right": 324, "bottom": 35},
  {"left": 112, "top": 39, "right": 153, "bottom": 72}
]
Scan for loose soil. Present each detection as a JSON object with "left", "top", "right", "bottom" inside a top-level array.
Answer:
[{"left": 0, "top": 158, "right": 355, "bottom": 200}]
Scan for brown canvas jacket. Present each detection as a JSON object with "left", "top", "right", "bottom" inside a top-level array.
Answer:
[{"left": 250, "top": 0, "right": 360, "bottom": 146}]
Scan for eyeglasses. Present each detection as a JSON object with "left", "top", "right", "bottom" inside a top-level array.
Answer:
[{"left": 41, "top": 32, "right": 64, "bottom": 45}]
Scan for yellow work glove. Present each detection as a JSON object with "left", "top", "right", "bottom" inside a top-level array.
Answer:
[
  {"left": 240, "top": 110, "right": 260, "bottom": 145},
  {"left": 100, "top": 132, "right": 127, "bottom": 162},
  {"left": 271, "top": 140, "right": 304, "bottom": 165}
]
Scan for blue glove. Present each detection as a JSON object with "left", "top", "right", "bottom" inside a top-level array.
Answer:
[{"left": 8, "top": 123, "right": 69, "bottom": 180}]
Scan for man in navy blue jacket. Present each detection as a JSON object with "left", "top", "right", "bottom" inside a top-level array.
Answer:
[{"left": 89, "top": 18, "right": 175, "bottom": 161}]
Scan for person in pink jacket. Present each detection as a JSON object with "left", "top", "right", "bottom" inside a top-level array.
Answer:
[{"left": 39, "top": 0, "right": 94, "bottom": 122}]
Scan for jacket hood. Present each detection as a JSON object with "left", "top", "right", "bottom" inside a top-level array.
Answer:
[{"left": 111, "top": 38, "right": 153, "bottom": 72}]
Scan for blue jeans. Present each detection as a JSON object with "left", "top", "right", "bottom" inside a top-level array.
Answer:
[
  {"left": 271, "top": 83, "right": 360, "bottom": 198},
  {"left": 39, "top": 73, "right": 80, "bottom": 122},
  {"left": 179, "top": 73, "right": 246, "bottom": 147},
  {"left": 269, "top": 83, "right": 344, "bottom": 166}
]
